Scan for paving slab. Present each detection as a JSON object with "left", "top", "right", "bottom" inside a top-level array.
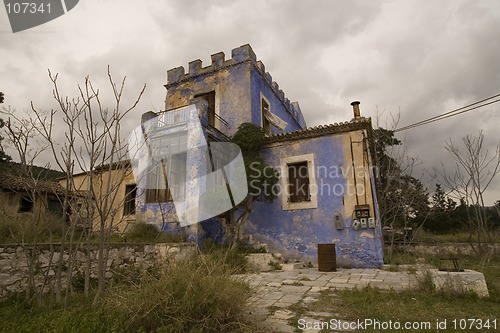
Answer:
[{"left": 242, "top": 266, "right": 436, "bottom": 333}]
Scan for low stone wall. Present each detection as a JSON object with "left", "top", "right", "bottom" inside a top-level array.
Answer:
[
  {"left": 430, "top": 269, "right": 489, "bottom": 298},
  {"left": 391, "top": 242, "right": 499, "bottom": 257},
  {"left": 0, "top": 242, "right": 196, "bottom": 298}
]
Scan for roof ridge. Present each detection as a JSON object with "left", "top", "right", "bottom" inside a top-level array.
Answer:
[{"left": 265, "top": 117, "right": 371, "bottom": 143}]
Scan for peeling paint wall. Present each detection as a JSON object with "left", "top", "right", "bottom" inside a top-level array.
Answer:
[
  {"left": 137, "top": 44, "right": 383, "bottom": 268},
  {"left": 245, "top": 128, "right": 384, "bottom": 268},
  {"left": 165, "top": 44, "right": 306, "bottom": 138},
  {"left": 250, "top": 65, "right": 304, "bottom": 134}
]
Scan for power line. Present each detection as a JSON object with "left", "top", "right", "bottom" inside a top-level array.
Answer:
[{"left": 394, "top": 93, "right": 500, "bottom": 132}]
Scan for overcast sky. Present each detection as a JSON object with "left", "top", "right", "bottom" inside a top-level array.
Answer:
[{"left": 1, "top": 0, "right": 499, "bottom": 204}]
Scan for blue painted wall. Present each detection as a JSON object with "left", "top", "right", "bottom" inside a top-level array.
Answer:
[
  {"left": 137, "top": 45, "right": 383, "bottom": 268},
  {"left": 245, "top": 134, "right": 384, "bottom": 268},
  {"left": 165, "top": 44, "right": 306, "bottom": 137},
  {"left": 249, "top": 65, "right": 305, "bottom": 134}
]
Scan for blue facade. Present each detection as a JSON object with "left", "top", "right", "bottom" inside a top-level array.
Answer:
[
  {"left": 246, "top": 131, "right": 384, "bottom": 268},
  {"left": 137, "top": 44, "right": 383, "bottom": 267}
]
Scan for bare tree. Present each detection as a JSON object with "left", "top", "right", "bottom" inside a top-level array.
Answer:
[
  {"left": 374, "top": 112, "right": 430, "bottom": 261},
  {"left": 442, "top": 131, "right": 500, "bottom": 261},
  {"left": 1, "top": 67, "right": 145, "bottom": 305},
  {"left": 34, "top": 67, "right": 145, "bottom": 301},
  {"left": 0, "top": 107, "right": 59, "bottom": 303}
]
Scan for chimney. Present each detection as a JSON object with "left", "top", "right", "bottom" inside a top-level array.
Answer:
[{"left": 351, "top": 101, "right": 361, "bottom": 118}]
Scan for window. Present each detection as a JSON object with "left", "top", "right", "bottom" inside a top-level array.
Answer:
[
  {"left": 145, "top": 153, "right": 187, "bottom": 203},
  {"left": 280, "top": 154, "right": 318, "bottom": 210},
  {"left": 145, "top": 159, "right": 171, "bottom": 203},
  {"left": 18, "top": 195, "right": 33, "bottom": 213},
  {"left": 207, "top": 140, "right": 230, "bottom": 188},
  {"left": 151, "top": 132, "right": 187, "bottom": 159},
  {"left": 123, "top": 184, "right": 137, "bottom": 215},
  {"left": 195, "top": 91, "right": 216, "bottom": 127},
  {"left": 261, "top": 98, "right": 272, "bottom": 136},
  {"left": 47, "top": 197, "right": 63, "bottom": 217},
  {"left": 168, "top": 152, "right": 187, "bottom": 201},
  {"left": 288, "top": 161, "right": 310, "bottom": 203}
]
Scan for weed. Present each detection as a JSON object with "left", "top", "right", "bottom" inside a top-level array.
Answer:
[
  {"left": 407, "top": 266, "right": 417, "bottom": 274},
  {"left": 268, "top": 260, "right": 282, "bottom": 270},
  {"left": 284, "top": 281, "right": 304, "bottom": 286},
  {"left": 415, "top": 269, "right": 435, "bottom": 292},
  {"left": 105, "top": 252, "right": 253, "bottom": 332},
  {"left": 0, "top": 252, "right": 256, "bottom": 333},
  {"left": 286, "top": 301, "right": 307, "bottom": 333}
]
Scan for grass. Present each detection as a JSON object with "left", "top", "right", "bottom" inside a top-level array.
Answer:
[
  {"left": 0, "top": 251, "right": 256, "bottom": 333},
  {"left": 121, "top": 222, "right": 187, "bottom": 243},
  {"left": 346, "top": 255, "right": 500, "bottom": 333},
  {"left": 0, "top": 293, "right": 125, "bottom": 333},
  {"left": 0, "top": 218, "right": 187, "bottom": 245},
  {"left": 285, "top": 253, "right": 500, "bottom": 333},
  {"left": 414, "top": 230, "right": 500, "bottom": 243},
  {"left": 0, "top": 212, "right": 64, "bottom": 244},
  {"left": 337, "top": 286, "right": 499, "bottom": 332}
]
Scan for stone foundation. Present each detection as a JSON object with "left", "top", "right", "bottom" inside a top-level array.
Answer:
[{"left": 0, "top": 243, "right": 196, "bottom": 297}]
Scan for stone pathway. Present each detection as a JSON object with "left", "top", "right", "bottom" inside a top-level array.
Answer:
[{"left": 238, "top": 266, "right": 425, "bottom": 333}]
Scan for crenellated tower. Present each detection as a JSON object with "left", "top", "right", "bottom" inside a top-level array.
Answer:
[{"left": 164, "top": 44, "right": 306, "bottom": 138}]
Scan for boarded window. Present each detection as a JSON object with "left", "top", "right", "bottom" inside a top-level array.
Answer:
[
  {"left": 262, "top": 98, "right": 272, "bottom": 136},
  {"left": 288, "top": 161, "right": 310, "bottom": 203},
  {"left": 123, "top": 184, "right": 137, "bottom": 215},
  {"left": 18, "top": 195, "right": 33, "bottom": 213}
]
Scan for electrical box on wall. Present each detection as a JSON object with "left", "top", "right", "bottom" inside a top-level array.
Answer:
[
  {"left": 334, "top": 213, "right": 344, "bottom": 230},
  {"left": 360, "top": 218, "right": 368, "bottom": 229},
  {"left": 354, "top": 204, "right": 370, "bottom": 219},
  {"left": 368, "top": 217, "right": 375, "bottom": 228},
  {"left": 352, "top": 219, "right": 361, "bottom": 230}
]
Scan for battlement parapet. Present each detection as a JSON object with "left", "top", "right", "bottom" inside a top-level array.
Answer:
[{"left": 166, "top": 44, "right": 304, "bottom": 125}]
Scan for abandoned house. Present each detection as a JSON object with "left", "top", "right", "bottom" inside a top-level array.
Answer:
[
  {"left": 129, "top": 44, "right": 384, "bottom": 268},
  {"left": 58, "top": 161, "right": 137, "bottom": 234},
  {"left": 0, "top": 163, "right": 66, "bottom": 221}
]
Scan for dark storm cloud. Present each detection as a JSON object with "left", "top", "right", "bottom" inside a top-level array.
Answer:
[{"left": 1, "top": 0, "right": 499, "bottom": 203}]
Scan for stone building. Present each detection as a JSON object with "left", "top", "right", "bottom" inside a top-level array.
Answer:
[
  {"left": 133, "top": 44, "right": 383, "bottom": 267},
  {"left": 0, "top": 163, "right": 66, "bottom": 221}
]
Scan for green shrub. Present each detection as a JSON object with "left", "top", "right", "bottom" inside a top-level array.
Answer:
[
  {"left": 123, "top": 222, "right": 160, "bottom": 242},
  {"left": 201, "top": 240, "right": 249, "bottom": 273},
  {"left": 122, "top": 222, "right": 186, "bottom": 243}
]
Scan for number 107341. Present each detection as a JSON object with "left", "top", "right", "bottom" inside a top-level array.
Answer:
[{"left": 6, "top": 2, "right": 51, "bottom": 14}]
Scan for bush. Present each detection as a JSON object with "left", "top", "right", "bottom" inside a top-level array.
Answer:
[
  {"left": 122, "top": 222, "right": 186, "bottom": 243},
  {"left": 201, "top": 240, "right": 250, "bottom": 273},
  {"left": 104, "top": 252, "right": 253, "bottom": 332}
]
